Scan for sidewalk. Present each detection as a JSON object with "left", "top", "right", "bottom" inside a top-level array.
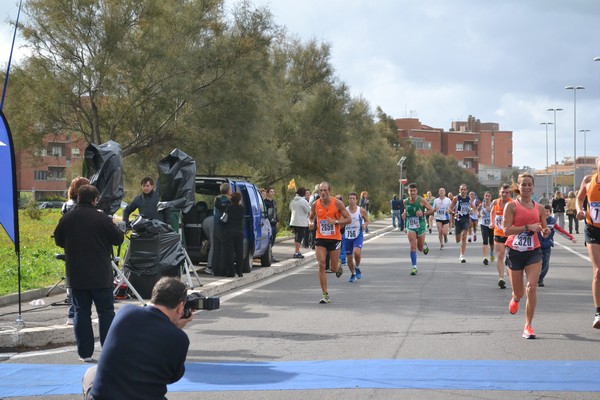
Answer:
[{"left": 0, "top": 219, "right": 394, "bottom": 351}]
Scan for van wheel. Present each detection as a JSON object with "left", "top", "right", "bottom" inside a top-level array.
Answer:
[
  {"left": 261, "top": 244, "right": 272, "bottom": 267},
  {"left": 242, "top": 254, "right": 253, "bottom": 273}
]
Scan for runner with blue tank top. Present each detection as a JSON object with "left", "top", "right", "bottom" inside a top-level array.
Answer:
[
  {"left": 403, "top": 183, "right": 435, "bottom": 276},
  {"left": 344, "top": 192, "right": 369, "bottom": 283},
  {"left": 450, "top": 184, "right": 471, "bottom": 263}
]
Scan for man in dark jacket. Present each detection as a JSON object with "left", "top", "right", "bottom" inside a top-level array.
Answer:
[
  {"left": 122, "top": 177, "right": 161, "bottom": 226},
  {"left": 54, "top": 184, "right": 124, "bottom": 362}
]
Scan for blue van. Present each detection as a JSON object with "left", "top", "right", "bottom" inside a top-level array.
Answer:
[{"left": 183, "top": 176, "right": 272, "bottom": 272}]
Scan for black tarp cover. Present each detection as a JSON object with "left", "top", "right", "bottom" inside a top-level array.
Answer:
[
  {"left": 157, "top": 148, "right": 196, "bottom": 213},
  {"left": 124, "top": 218, "right": 186, "bottom": 275},
  {"left": 83, "top": 140, "right": 124, "bottom": 215}
]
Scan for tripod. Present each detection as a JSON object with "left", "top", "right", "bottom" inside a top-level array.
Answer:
[
  {"left": 175, "top": 210, "right": 203, "bottom": 289},
  {"left": 112, "top": 256, "right": 145, "bottom": 304}
]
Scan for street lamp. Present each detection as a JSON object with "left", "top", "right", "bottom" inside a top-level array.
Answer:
[
  {"left": 579, "top": 129, "right": 590, "bottom": 161},
  {"left": 565, "top": 86, "right": 585, "bottom": 190},
  {"left": 541, "top": 122, "right": 553, "bottom": 197},
  {"left": 547, "top": 108, "right": 562, "bottom": 191},
  {"left": 397, "top": 156, "right": 407, "bottom": 197}
]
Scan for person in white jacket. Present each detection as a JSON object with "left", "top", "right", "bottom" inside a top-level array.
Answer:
[{"left": 289, "top": 187, "right": 311, "bottom": 258}]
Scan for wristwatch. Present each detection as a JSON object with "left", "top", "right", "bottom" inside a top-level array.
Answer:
[{"left": 334, "top": 219, "right": 339, "bottom": 225}]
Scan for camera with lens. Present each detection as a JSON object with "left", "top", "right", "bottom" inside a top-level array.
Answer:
[{"left": 182, "top": 292, "right": 220, "bottom": 318}]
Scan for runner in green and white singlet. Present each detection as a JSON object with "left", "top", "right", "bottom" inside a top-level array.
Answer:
[{"left": 403, "top": 183, "right": 435, "bottom": 275}]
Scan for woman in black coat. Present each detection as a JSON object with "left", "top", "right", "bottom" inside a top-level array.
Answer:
[{"left": 222, "top": 192, "right": 245, "bottom": 277}]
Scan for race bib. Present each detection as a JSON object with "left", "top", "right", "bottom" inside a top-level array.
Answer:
[
  {"left": 319, "top": 220, "right": 336, "bottom": 236},
  {"left": 437, "top": 208, "right": 447, "bottom": 217},
  {"left": 481, "top": 217, "right": 491, "bottom": 226},
  {"left": 512, "top": 232, "right": 534, "bottom": 252},
  {"left": 460, "top": 203, "right": 469, "bottom": 214},
  {"left": 494, "top": 215, "right": 503, "bottom": 229},
  {"left": 346, "top": 227, "right": 359, "bottom": 239},
  {"left": 590, "top": 202, "right": 600, "bottom": 223},
  {"left": 407, "top": 216, "right": 420, "bottom": 229}
]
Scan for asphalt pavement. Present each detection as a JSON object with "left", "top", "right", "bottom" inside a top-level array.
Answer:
[{"left": 0, "top": 218, "right": 394, "bottom": 351}]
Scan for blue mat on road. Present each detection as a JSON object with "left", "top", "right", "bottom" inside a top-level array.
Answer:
[{"left": 1, "top": 359, "right": 600, "bottom": 397}]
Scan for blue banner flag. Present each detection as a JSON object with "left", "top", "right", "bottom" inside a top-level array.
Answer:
[{"left": 0, "top": 110, "right": 19, "bottom": 250}]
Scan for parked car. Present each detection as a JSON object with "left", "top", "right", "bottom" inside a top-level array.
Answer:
[
  {"left": 183, "top": 176, "right": 272, "bottom": 272},
  {"left": 37, "top": 201, "right": 64, "bottom": 209}
]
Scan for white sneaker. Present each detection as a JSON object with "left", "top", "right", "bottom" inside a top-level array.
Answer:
[
  {"left": 204, "top": 267, "right": 214, "bottom": 275},
  {"left": 459, "top": 255, "right": 466, "bottom": 263},
  {"left": 594, "top": 314, "right": 600, "bottom": 329},
  {"left": 66, "top": 317, "right": 74, "bottom": 326}
]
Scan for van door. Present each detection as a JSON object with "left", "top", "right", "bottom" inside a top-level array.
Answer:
[{"left": 241, "top": 182, "right": 270, "bottom": 256}]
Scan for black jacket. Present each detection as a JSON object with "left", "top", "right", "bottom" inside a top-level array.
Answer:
[
  {"left": 123, "top": 190, "right": 161, "bottom": 222},
  {"left": 54, "top": 204, "right": 124, "bottom": 289}
]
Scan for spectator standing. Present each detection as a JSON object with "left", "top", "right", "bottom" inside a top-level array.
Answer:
[
  {"left": 539, "top": 192, "right": 550, "bottom": 206},
  {"left": 212, "top": 183, "right": 232, "bottom": 276},
  {"left": 222, "top": 192, "right": 245, "bottom": 277},
  {"left": 302, "top": 190, "right": 312, "bottom": 248},
  {"left": 290, "top": 187, "right": 311, "bottom": 258},
  {"left": 83, "top": 277, "right": 193, "bottom": 400},
  {"left": 360, "top": 191, "right": 370, "bottom": 233},
  {"left": 122, "top": 177, "right": 161, "bottom": 226},
  {"left": 551, "top": 190, "right": 566, "bottom": 229},
  {"left": 566, "top": 191, "right": 579, "bottom": 234},
  {"left": 390, "top": 195, "right": 404, "bottom": 230},
  {"left": 61, "top": 176, "right": 90, "bottom": 326},
  {"left": 264, "top": 188, "right": 279, "bottom": 262},
  {"left": 54, "top": 185, "right": 124, "bottom": 361},
  {"left": 538, "top": 204, "right": 576, "bottom": 287}
]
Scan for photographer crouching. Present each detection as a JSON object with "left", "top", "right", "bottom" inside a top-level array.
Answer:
[{"left": 83, "top": 277, "right": 194, "bottom": 400}]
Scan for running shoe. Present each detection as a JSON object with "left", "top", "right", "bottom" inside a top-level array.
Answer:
[
  {"left": 349, "top": 274, "right": 357, "bottom": 283},
  {"left": 319, "top": 292, "right": 330, "bottom": 304},
  {"left": 410, "top": 266, "right": 418, "bottom": 275},
  {"left": 490, "top": 253, "right": 495, "bottom": 262},
  {"left": 473, "top": 234, "right": 477, "bottom": 242},
  {"left": 522, "top": 325, "right": 536, "bottom": 339},
  {"left": 423, "top": 242, "right": 429, "bottom": 255},
  {"left": 440, "top": 245, "right": 444, "bottom": 250},
  {"left": 509, "top": 297, "right": 519, "bottom": 314},
  {"left": 293, "top": 253, "right": 304, "bottom": 259},
  {"left": 459, "top": 255, "right": 466, "bottom": 263},
  {"left": 483, "top": 258, "right": 489, "bottom": 266},
  {"left": 444, "top": 235, "right": 448, "bottom": 243},
  {"left": 468, "top": 237, "right": 472, "bottom": 243},
  {"left": 593, "top": 313, "right": 600, "bottom": 329},
  {"left": 335, "top": 265, "right": 343, "bottom": 278},
  {"left": 429, "top": 228, "right": 432, "bottom": 234},
  {"left": 538, "top": 282, "right": 545, "bottom": 287},
  {"left": 355, "top": 267, "right": 362, "bottom": 279},
  {"left": 498, "top": 278, "right": 506, "bottom": 289}
]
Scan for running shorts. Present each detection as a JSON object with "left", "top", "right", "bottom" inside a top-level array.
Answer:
[
  {"left": 494, "top": 235, "right": 507, "bottom": 244},
  {"left": 455, "top": 217, "right": 469, "bottom": 236},
  {"left": 585, "top": 223, "right": 600, "bottom": 245},
  {"left": 315, "top": 238, "right": 342, "bottom": 252},
  {"left": 507, "top": 247, "right": 542, "bottom": 271},
  {"left": 344, "top": 235, "right": 364, "bottom": 254},
  {"left": 480, "top": 225, "right": 493, "bottom": 245}
]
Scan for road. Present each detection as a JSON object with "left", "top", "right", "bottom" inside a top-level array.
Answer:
[{"left": 2, "top": 226, "right": 599, "bottom": 399}]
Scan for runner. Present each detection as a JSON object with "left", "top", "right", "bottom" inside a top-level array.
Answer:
[
  {"left": 449, "top": 184, "right": 470, "bottom": 263},
  {"left": 490, "top": 184, "right": 512, "bottom": 289},
  {"left": 426, "top": 191, "right": 435, "bottom": 234},
  {"left": 433, "top": 187, "right": 452, "bottom": 250},
  {"left": 344, "top": 192, "right": 369, "bottom": 283},
  {"left": 576, "top": 155, "right": 600, "bottom": 328},
  {"left": 308, "top": 182, "right": 351, "bottom": 304},
  {"left": 467, "top": 191, "right": 480, "bottom": 242},
  {"left": 480, "top": 191, "right": 494, "bottom": 266},
  {"left": 403, "top": 183, "right": 435, "bottom": 275},
  {"left": 503, "top": 172, "right": 550, "bottom": 339}
]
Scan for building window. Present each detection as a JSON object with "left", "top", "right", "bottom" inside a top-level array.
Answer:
[
  {"left": 465, "top": 143, "right": 472, "bottom": 151},
  {"left": 456, "top": 143, "right": 463, "bottom": 152},
  {"left": 415, "top": 141, "right": 432, "bottom": 150},
  {"left": 34, "top": 170, "right": 48, "bottom": 181},
  {"left": 71, "top": 148, "right": 81, "bottom": 157},
  {"left": 463, "top": 160, "right": 473, "bottom": 169}
]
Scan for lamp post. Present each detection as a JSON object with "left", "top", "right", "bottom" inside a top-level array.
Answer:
[
  {"left": 397, "top": 156, "right": 407, "bottom": 197},
  {"left": 547, "top": 108, "right": 562, "bottom": 191},
  {"left": 565, "top": 86, "right": 585, "bottom": 190},
  {"left": 541, "top": 122, "right": 553, "bottom": 197},
  {"left": 579, "top": 129, "right": 590, "bottom": 161}
]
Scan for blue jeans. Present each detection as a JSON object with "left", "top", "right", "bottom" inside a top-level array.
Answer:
[
  {"left": 72, "top": 287, "right": 115, "bottom": 358},
  {"left": 391, "top": 210, "right": 401, "bottom": 228},
  {"left": 539, "top": 247, "right": 551, "bottom": 284}
]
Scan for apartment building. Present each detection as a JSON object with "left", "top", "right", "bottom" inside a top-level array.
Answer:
[
  {"left": 16, "top": 133, "right": 87, "bottom": 200},
  {"left": 395, "top": 115, "right": 513, "bottom": 188}
]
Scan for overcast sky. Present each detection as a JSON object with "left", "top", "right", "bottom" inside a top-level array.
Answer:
[{"left": 2, "top": 1, "right": 599, "bottom": 170}]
